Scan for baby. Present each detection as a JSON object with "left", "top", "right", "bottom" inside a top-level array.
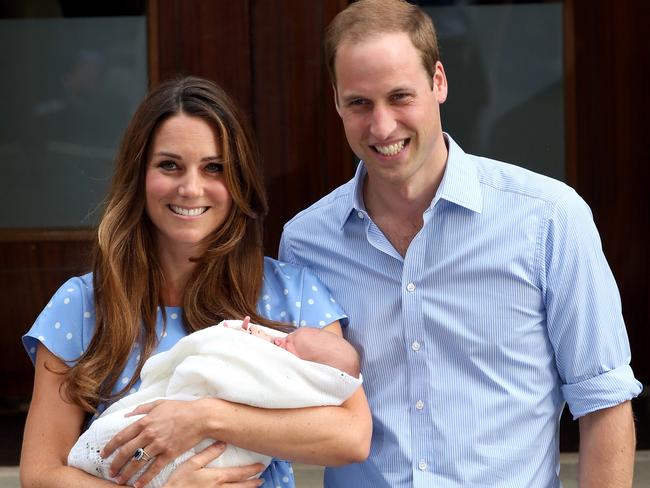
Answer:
[
  {"left": 235, "top": 317, "right": 360, "bottom": 378},
  {"left": 68, "top": 320, "right": 362, "bottom": 487}
]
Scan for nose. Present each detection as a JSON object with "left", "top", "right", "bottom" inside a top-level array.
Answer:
[
  {"left": 369, "top": 105, "right": 396, "bottom": 141},
  {"left": 178, "top": 170, "right": 203, "bottom": 198}
]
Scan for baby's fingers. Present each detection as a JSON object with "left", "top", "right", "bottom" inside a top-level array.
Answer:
[
  {"left": 203, "top": 461, "right": 266, "bottom": 486},
  {"left": 164, "top": 443, "right": 264, "bottom": 487},
  {"left": 241, "top": 316, "right": 251, "bottom": 331},
  {"left": 182, "top": 441, "right": 227, "bottom": 470}
]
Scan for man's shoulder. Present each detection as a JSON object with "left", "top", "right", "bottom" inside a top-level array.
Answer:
[
  {"left": 283, "top": 178, "right": 355, "bottom": 231},
  {"left": 470, "top": 153, "right": 577, "bottom": 205}
]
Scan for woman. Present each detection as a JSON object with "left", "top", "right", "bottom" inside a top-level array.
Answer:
[{"left": 21, "top": 76, "right": 371, "bottom": 488}]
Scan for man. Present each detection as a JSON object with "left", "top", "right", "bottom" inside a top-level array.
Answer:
[{"left": 279, "top": 0, "right": 642, "bottom": 486}]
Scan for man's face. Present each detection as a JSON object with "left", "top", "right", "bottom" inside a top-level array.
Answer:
[{"left": 334, "top": 31, "right": 448, "bottom": 187}]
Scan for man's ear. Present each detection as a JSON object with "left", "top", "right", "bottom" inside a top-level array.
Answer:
[
  {"left": 433, "top": 61, "right": 448, "bottom": 104},
  {"left": 333, "top": 84, "right": 342, "bottom": 116}
]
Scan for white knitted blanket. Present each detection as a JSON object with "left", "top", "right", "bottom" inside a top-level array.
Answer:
[{"left": 68, "top": 320, "right": 362, "bottom": 487}]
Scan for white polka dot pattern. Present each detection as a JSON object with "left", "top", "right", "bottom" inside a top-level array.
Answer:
[{"left": 22, "top": 258, "right": 346, "bottom": 487}]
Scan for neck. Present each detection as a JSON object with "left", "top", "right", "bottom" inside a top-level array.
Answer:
[
  {"left": 364, "top": 147, "right": 447, "bottom": 224},
  {"left": 364, "top": 173, "right": 438, "bottom": 224},
  {"left": 156, "top": 242, "right": 202, "bottom": 307},
  {"left": 363, "top": 138, "right": 448, "bottom": 256}
]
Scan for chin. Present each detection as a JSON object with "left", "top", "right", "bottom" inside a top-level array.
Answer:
[{"left": 162, "top": 234, "right": 208, "bottom": 250}]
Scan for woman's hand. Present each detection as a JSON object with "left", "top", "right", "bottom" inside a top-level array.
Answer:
[
  {"left": 101, "top": 398, "right": 216, "bottom": 487},
  {"left": 163, "top": 442, "right": 264, "bottom": 488}
]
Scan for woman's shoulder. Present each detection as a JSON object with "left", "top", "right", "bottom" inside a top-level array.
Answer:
[
  {"left": 262, "top": 256, "right": 334, "bottom": 297},
  {"left": 46, "top": 273, "right": 95, "bottom": 310},
  {"left": 260, "top": 257, "right": 347, "bottom": 327},
  {"left": 39, "top": 272, "right": 95, "bottom": 313},
  {"left": 262, "top": 256, "right": 323, "bottom": 295},
  {"left": 23, "top": 272, "right": 96, "bottom": 365},
  {"left": 263, "top": 256, "right": 308, "bottom": 279},
  {"left": 60, "top": 272, "right": 94, "bottom": 293}
]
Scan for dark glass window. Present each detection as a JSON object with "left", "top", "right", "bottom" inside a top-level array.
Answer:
[
  {"left": 0, "top": 1, "right": 146, "bottom": 228},
  {"left": 418, "top": 0, "right": 565, "bottom": 180}
]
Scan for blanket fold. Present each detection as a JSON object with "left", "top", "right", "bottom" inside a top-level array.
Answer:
[{"left": 68, "top": 320, "right": 362, "bottom": 487}]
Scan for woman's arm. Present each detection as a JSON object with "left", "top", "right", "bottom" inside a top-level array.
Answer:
[
  {"left": 104, "top": 321, "right": 372, "bottom": 487},
  {"left": 205, "top": 320, "right": 371, "bottom": 464},
  {"left": 205, "top": 377, "right": 371, "bottom": 463},
  {"left": 20, "top": 345, "right": 116, "bottom": 487},
  {"left": 22, "top": 345, "right": 264, "bottom": 488}
]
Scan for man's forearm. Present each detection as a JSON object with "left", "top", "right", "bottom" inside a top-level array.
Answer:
[{"left": 578, "top": 401, "right": 636, "bottom": 487}]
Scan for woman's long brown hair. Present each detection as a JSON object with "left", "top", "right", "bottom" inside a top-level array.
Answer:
[{"left": 64, "top": 77, "right": 277, "bottom": 411}]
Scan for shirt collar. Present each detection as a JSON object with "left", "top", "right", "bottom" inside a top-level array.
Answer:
[
  {"left": 339, "top": 133, "right": 483, "bottom": 229},
  {"left": 434, "top": 134, "right": 483, "bottom": 214},
  {"left": 338, "top": 161, "right": 368, "bottom": 230}
]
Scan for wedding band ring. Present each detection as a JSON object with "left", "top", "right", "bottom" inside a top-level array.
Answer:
[{"left": 133, "top": 447, "right": 153, "bottom": 462}]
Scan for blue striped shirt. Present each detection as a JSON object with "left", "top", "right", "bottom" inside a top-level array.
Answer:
[{"left": 279, "top": 135, "right": 642, "bottom": 487}]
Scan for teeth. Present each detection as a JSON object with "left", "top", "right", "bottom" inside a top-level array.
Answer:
[
  {"left": 374, "top": 140, "right": 406, "bottom": 156},
  {"left": 169, "top": 205, "right": 208, "bottom": 216}
]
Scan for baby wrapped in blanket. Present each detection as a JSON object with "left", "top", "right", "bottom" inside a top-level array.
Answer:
[{"left": 67, "top": 320, "right": 362, "bottom": 487}]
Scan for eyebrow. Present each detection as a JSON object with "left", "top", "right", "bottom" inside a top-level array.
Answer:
[
  {"left": 389, "top": 87, "right": 413, "bottom": 94},
  {"left": 153, "top": 151, "right": 223, "bottom": 161}
]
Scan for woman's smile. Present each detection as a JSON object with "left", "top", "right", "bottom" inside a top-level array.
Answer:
[{"left": 167, "top": 204, "right": 210, "bottom": 217}]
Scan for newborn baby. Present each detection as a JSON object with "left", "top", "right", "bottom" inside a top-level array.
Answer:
[
  {"left": 68, "top": 320, "right": 362, "bottom": 487},
  {"left": 234, "top": 317, "right": 360, "bottom": 377}
]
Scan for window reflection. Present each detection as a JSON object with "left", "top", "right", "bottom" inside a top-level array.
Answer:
[
  {"left": 0, "top": 2, "right": 146, "bottom": 228},
  {"left": 419, "top": 0, "right": 564, "bottom": 180}
]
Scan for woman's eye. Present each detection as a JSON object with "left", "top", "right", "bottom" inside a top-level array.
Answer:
[
  {"left": 158, "top": 160, "right": 178, "bottom": 170},
  {"left": 204, "top": 162, "right": 224, "bottom": 174}
]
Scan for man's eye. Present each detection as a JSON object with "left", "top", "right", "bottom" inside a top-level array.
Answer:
[
  {"left": 391, "top": 93, "right": 410, "bottom": 102},
  {"left": 205, "top": 162, "right": 224, "bottom": 173},
  {"left": 348, "top": 99, "right": 368, "bottom": 107}
]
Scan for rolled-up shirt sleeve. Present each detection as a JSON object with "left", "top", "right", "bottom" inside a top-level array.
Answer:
[{"left": 540, "top": 189, "right": 642, "bottom": 419}]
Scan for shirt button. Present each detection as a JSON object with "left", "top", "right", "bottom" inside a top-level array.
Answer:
[
  {"left": 415, "top": 400, "right": 424, "bottom": 410},
  {"left": 406, "top": 282, "right": 416, "bottom": 292},
  {"left": 357, "top": 211, "right": 364, "bottom": 219},
  {"left": 418, "top": 459, "right": 428, "bottom": 471},
  {"left": 411, "top": 341, "right": 421, "bottom": 351}
]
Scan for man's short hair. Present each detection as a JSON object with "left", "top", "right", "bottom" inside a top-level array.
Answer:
[{"left": 324, "top": 0, "right": 440, "bottom": 86}]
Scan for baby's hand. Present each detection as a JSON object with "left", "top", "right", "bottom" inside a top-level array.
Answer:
[
  {"left": 231, "top": 316, "right": 274, "bottom": 343},
  {"left": 241, "top": 316, "right": 251, "bottom": 330},
  {"left": 248, "top": 324, "right": 275, "bottom": 343},
  {"left": 223, "top": 316, "right": 251, "bottom": 330}
]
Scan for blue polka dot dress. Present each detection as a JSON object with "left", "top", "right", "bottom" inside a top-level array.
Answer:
[{"left": 23, "top": 257, "right": 348, "bottom": 487}]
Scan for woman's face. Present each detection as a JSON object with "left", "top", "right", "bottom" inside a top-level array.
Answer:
[{"left": 145, "top": 113, "right": 233, "bottom": 256}]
